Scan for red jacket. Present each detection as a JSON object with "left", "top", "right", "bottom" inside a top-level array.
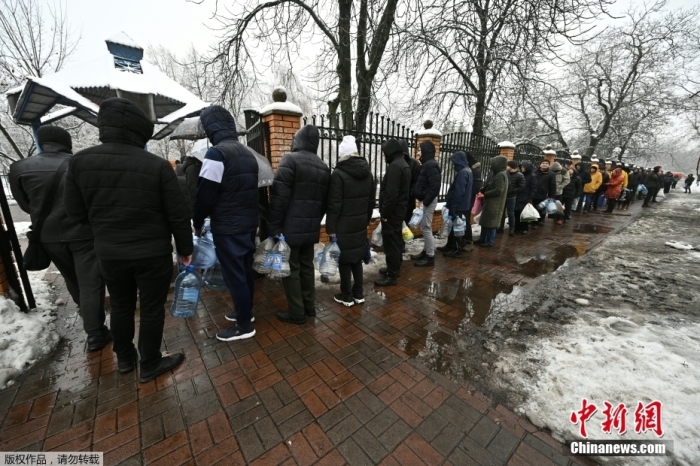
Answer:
[{"left": 605, "top": 168, "right": 624, "bottom": 199}]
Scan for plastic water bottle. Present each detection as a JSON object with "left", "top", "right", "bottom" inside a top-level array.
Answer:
[
  {"left": 170, "top": 266, "right": 201, "bottom": 318},
  {"left": 191, "top": 236, "right": 217, "bottom": 269},
  {"left": 269, "top": 235, "right": 291, "bottom": 279},
  {"left": 319, "top": 238, "right": 340, "bottom": 277},
  {"left": 408, "top": 207, "right": 424, "bottom": 228},
  {"left": 253, "top": 237, "right": 275, "bottom": 274},
  {"left": 453, "top": 215, "right": 466, "bottom": 237},
  {"left": 203, "top": 260, "right": 227, "bottom": 290},
  {"left": 201, "top": 219, "right": 214, "bottom": 243},
  {"left": 439, "top": 216, "right": 453, "bottom": 238}
]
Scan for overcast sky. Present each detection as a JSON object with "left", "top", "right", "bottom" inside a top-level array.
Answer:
[{"left": 54, "top": 0, "right": 700, "bottom": 66}]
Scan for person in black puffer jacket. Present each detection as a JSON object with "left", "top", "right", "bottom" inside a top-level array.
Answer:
[
  {"left": 268, "top": 125, "right": 331, "bottom": 324},
  {"left": 514, "top": 161, "right": 539, "bottom": 234},
  {"left": 64, "top": 98, "right": 192, "bottom": 382},
  {"left": 574, "top": 162, "right": 591, "bottom": 212},
  {"left": 10, "top": 126, "right": 109, "bottom": 351},
  {"left": 193, "top": 105, "right": 259, "bottom": 342},
  {"left": 399, "top": 139, "right": 421, "bottom": 226},
  {"left": 410, "top": 141, "right": 441, "bottom": 266},
  {"left": 500, "top": 160, "right": 525, "bottom": 235},
  {"left": 176, "top": 153, "right": 202, "bottom": 209},
  {"left": 375, "top": 139, "right": 411, "bottom": 286},
  {"left": 532, "top": 159, "right": 556, "bottom": 225},
  {"left": 326, "top": 136, "right": 375, "bottom": 307},
  {"left": 562, "top": 167, "right": 582, "bottom": 221}
]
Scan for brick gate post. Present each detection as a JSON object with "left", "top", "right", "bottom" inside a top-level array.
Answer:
[
  {"left": 498, "top": 141, "right": 515, "bottom": 160},
  {"left": 260, "top": 87, "right": 303, "bottom": 171}
]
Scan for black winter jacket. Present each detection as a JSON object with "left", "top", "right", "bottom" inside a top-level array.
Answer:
[
  {"left": 515, "top": 162, "right": 539, "bottom": 211},
  {"left": 193, "top": 106, "right": 258, "bottom": 235},
  {"left": 562, "top": 172, "right": 582, "bottom": 200},
  {"left": 413, "top": 141, "right": 441, "bottom": 206},
  {"left": 326, "top": 156, "right": 375, "bottom": 264},
  {"left": 506, "top": 170, "right": 525, "bottom": 199},
  {"left": 467, "top": 152, "right": 483, "bottom": 199},
  {"left": 398, "top": 139, "right": 421, "bottom": 199},
  {"left": 533, "top": 168, "right": 556, "bottom": 200},
  {"left": 379, "top": 139, "right": 411, "bottom": 232},
  {"left": 176, "top": 156, "right": 202, "bottom": 209},
  {"left": 64, "top": 98, "right": 193, "bottom": 260},
  {"left": 268, "top": 125, "right": 331, "bottom": 247},
  {"left": 445, "top": 151, "right": 473, "bottom": 215},
  {"left": 628, "top": 172, "right": 641, "bottom": 189},
  {"left": 645, "top": 172, "right": 660, "bottom": 189},
  {"left": 10, "top": 136, "right": 93, "bottom": 243}
]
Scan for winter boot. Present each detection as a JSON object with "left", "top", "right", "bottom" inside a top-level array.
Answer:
[
  {"left": 414, "top": 255, "right": 435, "bottom": 267},
  {"left": 374, "top": 275, "right": 397, "bottom": 287},
  {"left": 461, "top": 241, "right": 474, "bottom": 252},
  {"left": 410, "top": 250, "right": 427, "bottom": 261}
]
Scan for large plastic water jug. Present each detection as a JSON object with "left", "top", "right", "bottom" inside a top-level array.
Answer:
[
  {"left": 203, "top": 260, "right": 227, "bottom": 291},
  {"left": 170, "top": 266, "right": 201, "bottom": 318},
  {"left": 269, "top": 235, "right": 291, "bottom": 279},
  {"left": 253, "top": 237, "right": 275, "bottom": 274},
  {"left": 408, "top": 207, "right": 424, "bottom": 228},
  {"left": 191, "top": 236, "right": 217, "bottom": 269},
  {"left": 439, "top": 217, "right": 453, "bottom": 238},
  {"left": 319, "top": 238, "right": 340, "bottom": 277},
  {"left": 453, "top": 216, "right": 466, "bottom": 237}
]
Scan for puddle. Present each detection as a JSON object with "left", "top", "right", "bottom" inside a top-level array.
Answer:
[
  {"left": 572, "top": 224, "right": 613, "bottom": 234},
  {"left": 515, "top": 244, "right": 583, "bottom": 277}
]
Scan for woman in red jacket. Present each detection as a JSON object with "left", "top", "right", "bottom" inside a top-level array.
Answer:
[{"left": 604, "top": 167, "right": 624, "bottom": 213}]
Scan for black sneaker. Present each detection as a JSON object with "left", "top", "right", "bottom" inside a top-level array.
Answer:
[
  {"left": 277, "top": 311, "right": 306, "bottom": 324},
  {"left": 334, "top": 294, "right": 355, "bottom": 307},
  {"left": 414, "top": 255, "right": 435, "bottom": 267},
  {"left": 216, "top": 325, "right": 256, "bottom": 341},
  {"left": 374, "top": 276, "right": 397, "bottom": 287},
  {"left": 353, "top": 295, "right": 365, "bottom": 304},
  {"left": 139, "top": 354, "right": 185, "bottom": 383},
  {"left": 409, "top": 251, "right": 426, "bottom": 261},
  {"left": 118, "top": 352, "right": 138, "bottom": 374},
  {"left": 87, "top": 328, "right": 113, "bottom": 352},
  {"left": 225, "top": 310, "right": 255, "bottom": 323},
  {"left": 379, "top": 267, "right": 399, "bottom": 277}
]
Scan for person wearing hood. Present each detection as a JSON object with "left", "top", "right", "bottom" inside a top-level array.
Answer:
[
  {"left": 176, "top": 140, "right": 205, "bottom": 209},
  {"left": 550, "top": 161, "right": 570, "bottom": 225},
  {"left": 326, "top": 136, "right": 375, "bottom": 307},
  {"left": 268, "top": 125, "right": 331, "bottom": 323},
  {"left": 662, "top": 171, "right": 674, "bottom": 194},
  {"left": 582, "top": 162, "right": 602, "bottom": 213},
  {"left": 532, "top": 159, "right": 556, "bottom": 225},
  {"left": 514, "top": 161, "right": 538, "bottom": 234},
  {"left": 642, "top": 166, "right": 662, "bottom": 207},
  {"left": 476, "top": 156, "right": 509, "bottom": 246},
  {"left": 442, "top": 151, "right": 473, "bottom": 257},
  {"left": 10, "top": 126, "right": 109, "bottom": 353},
  {"left": 562, "top": 167, "right": 582, "bottom": 221},
  {"left": 64, "top": 98, "right": 192, "bottom": 382},
  {"left": 375, "top": 139, "right": 411, "bottom": 286},
  {"left": 399, "top": 139, "right": 421, "bottom": 227},
  {"left": 500, "top": 160, "right": 525, "bottom": 235},
  {"left": 192, "top": 106, "right": 259, "bottom": 341},
  {"left": 604, "top": 167, "right": 624, "bottom": 213},
  {"left": 410, "top": 141, "right": 441, "bottom": 266},
  {"left": 467, "top": 152, "right": 483, "bottom": 207},
  {"left": 683, "top": 174, "right": 695, "bottom": 193}
]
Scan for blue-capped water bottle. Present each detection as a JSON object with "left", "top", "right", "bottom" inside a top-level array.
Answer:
[
  {"left": 269, "top": 235, "right": 291, "bottom": 279},
  {"left": 453, "top": 215, "right": 466, "bottom": 237},
  {"left": 170, "top": 265, "right": 201, "bottom": 318}
]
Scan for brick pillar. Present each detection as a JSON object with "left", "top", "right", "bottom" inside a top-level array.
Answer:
[
  {"left": 543, "top": 145, "right": 556, "bottom": 164},
  {"left": 498, "top": 141, "right": 515, "bottom": 160},
  {"left": 414, "top": 120, "right": 442, "bottom": 162},
  {"left": 260, "top": 87, "right": 302, "bottom": 171}
]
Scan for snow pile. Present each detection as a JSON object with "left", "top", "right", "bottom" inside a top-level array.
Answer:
[
  {"left": 664, "top": 241, "right": 694, "bottom": 250},
  {"left": 13, "top": 221, "right": 31, "bottom": 239},
  {"left": 0, "top": 271, "right": 59, "bottom": 390}
]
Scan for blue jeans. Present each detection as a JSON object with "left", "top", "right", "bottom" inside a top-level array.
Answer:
[
  {"left": 582, "top": 193, "right": 594, "bottom": 212},
  {"left": 479, "top": 227, "right": 497, "bottom": 245}
]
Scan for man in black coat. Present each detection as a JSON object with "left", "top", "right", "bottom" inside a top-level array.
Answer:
[
  {"left": 410, "top": 141, "right": 441, "bottom": 267},
  {"left": 467, "top": 152, "right": 483, "bottom": 207},
  {"left": 399, "top": 139, "right": 421, "bottom": 226},
  {"left": 193, "top": 106, "right": 259, "bottom": 341},
  {"left": 64, "top": 98, "right": 193, "bottom": 383},
  {"left": 268, "top": 125, "right": 331, "bottom": 324},
  {"left": 532, "top": 159, "right": 556, "bottom": 226},
  {"left": 326, "top": 136, "right": 375, "bottom": 307},
  {"left": 375, "top": 139, "right": 411, "bottom": 286},
  {"left": 9, "top": 126, "right": 109, "bottom": 352},
  {"left": 514, "top": 161, "right": 539, "bottom": 234},
  {"left": 500, "top": 160, "right": 525, "bottom": 236}
]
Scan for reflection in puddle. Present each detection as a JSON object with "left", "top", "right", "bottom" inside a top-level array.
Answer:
[{"left": 572, "top": 224, "right": 613, "bottom": 234}]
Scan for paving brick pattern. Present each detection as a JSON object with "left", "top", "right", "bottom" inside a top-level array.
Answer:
[{"left": 0, "top": 206, "right": 638, "bottom": 465}]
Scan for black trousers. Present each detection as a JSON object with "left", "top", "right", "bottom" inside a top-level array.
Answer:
[
  {"left": 605, "top": 198, "right": 616, "bottom": 213},
  {"left": 339, "top": 261, "right": 363, "bottom": 298},
  {"left": 563, "top": 197, "right": 574, "bottom": 218},
  {"left": 282, "top": 244, "right": 315, "bottom": 319},
  {"left": 513, "top": 208, "right": 529, "bottom": 232},
  {"left": 592, "top": 192, "right": 603, "bottom": 210},
  {"left": 214, "top": 232, "right": 256, "bottom": 330},
  {"left": 99, "top": 255, "right": 172, "bottom": 371},
  {"left": 382, "top": 228, "right": 403, "bottom": 278},
  {"left": 43, "top": 240, "right": 106, "bottom": 338}
]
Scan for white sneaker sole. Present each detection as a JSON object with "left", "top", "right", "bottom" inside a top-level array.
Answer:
[
  {"left": 353, "top": 298, "right": 365, "bottom": 304},
  {"left": 225, "top": 314, "right": 255, "bottom": 323},
  {"left": 334, "top": 296, "right": 355, "bottom": 307},
  {"left": 216, "top": 328, "right": 256, "bottom": 341}
]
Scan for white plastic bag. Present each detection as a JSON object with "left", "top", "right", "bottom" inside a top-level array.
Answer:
[
  {"left": 371, "top": 223, "right": 383, "bottom": 247},
  {"left": 439, "top": 217, "right": 453, "bottom": 237},
  {"left": 408, "top": 207, "right": 424, "bottom": 228},
  {"left": 521, "top": 203, "right": 540, "bottom": 222}
]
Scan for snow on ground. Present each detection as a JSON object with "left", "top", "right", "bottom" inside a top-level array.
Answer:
[
  {"left": 0, "top": 270, "right": 59, "bottom": 390},
  {"left": 13, "top": 221, "right": 30, "bottom": 238},
  {"left": 494, "top": 192, "right": 700, "bottom": 465}
]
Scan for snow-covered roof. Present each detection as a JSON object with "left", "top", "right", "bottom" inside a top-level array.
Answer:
[{"left": 106, "top": 31, "right": 142, "bottom": 50}]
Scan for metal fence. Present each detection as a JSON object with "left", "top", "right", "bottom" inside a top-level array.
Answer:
[
  {"left": 243, "top": 110, "right": 272, "bottom": 238},
  {"left": 0, "top": 174, "right": 12, "bottom": 200},
  {"left": 439, "top": 132, "right": 499, "bottom": 201},
  {"left": 514, "top": 143, "right": 542, "bottom": 165}
]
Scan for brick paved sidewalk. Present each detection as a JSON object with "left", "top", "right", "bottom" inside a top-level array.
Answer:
[{"left": 0, "top": 204, "right": 642, "bottom": 465}]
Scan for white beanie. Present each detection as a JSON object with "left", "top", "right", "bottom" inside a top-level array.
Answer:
[
  {"left": 571, "top": 150, "right": 581, "bottom": 159},
  {"left": 338, "top": 135, "right": 358, "bottom": 157}
]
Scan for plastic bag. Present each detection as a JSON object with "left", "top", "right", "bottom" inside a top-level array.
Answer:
[
  {"left": 371, "top": 223, "right": 383, "bottom": 247},
  {"left": 546, "top": 200, "right": 558, "bottom": 215},
  {"left": 555, "top": 200, "right": 564, "bottom": 214},
  {"left": 453, "top": 216, "right": 466, "bottom": 237},
  {"left": 203, "top": 260, "right": 227, "bottom": 290},
  {"left": 521, "top": 203, "right": 540, "bottom": 222},
  {"left": 402, "top": 222, "right": 414, "bottom": 242},
  {"left": 191, "top": 236, "right": 217, "bottom": 269},
  {"left": 319, "top": 238, "right": 341, "bottom": 277},
  {"left": 253, "top": 236, "right": 276, "bottom": 274},
  {"left": 471, "top": 193, "right": 484, "bottom": 215},
  {"left": 408, "top": 207, "right": 424, "bottom": 228},
  {"left": 439, "top": 216, "right": 453, "bottom": 238},
  {"left": 442, "top": 207, "right": 449, "bottom": 219},
  {"left": 538, "top": 199, "right": 549, "bottom": 210}
]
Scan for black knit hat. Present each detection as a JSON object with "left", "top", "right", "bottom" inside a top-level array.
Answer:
[{"left": 37, "top": 125, "right": 72, "bottom": 152}]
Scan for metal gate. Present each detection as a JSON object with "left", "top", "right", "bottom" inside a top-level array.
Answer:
[
  {"left": 439, "top": 132, "right": 499, "bottom": 201},
  {"left": 243, "top": 110, "right": 272, "bottom": 240}
]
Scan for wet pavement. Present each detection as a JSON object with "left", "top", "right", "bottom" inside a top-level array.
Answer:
[{"left": 0, "top": 202, "right": 644, "bottom": 465}]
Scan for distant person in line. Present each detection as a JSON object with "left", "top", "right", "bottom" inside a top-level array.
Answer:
[
  {"left": 642, "top": 166, "right": 662, "bottom": 207},
  {"left": 410, "top": 141, "right": 441, "bottom": 267},
  {"left": 683, "top": 174, "right": 695, "bottom": 193},
  {"left": 593, "top": 158, "right": 609, "bottom": 211},
  {"left": 175, "top": 141, "right": 204, "bottom": 210},
  {"left": 574, "top": 159, "right": 591, "bottom": 213},
  {"left": 325, "top": 136, "right": 375, "bottom": 307},
  {"left": 603, "top": 167, "right": 624, "bottom": 214},
  {"left": 441, "top": 151, "right": 473, "bottom": 257},
  {"left": 627, "top": 168, "right": 641, "bottom": 203},
  {"left": 476, "top": 155, "right": 509, "bottom": 247},
  {"left": 268, "top": 125, "right": 331, "bottom": 324},
  {"left": 663, "top": 171, "right": 674, "bottom": 194},
  {"left": 400, "top": 139, "right": 421, "bottom": 232},
  {"left": 500, "top": 160, "right": 525, "bottom": 235},
  {"left": 9, "top": 126, "right": 109, "bottom": 352},
  {"left": 467, "top": 152, "right": 483, "bottom": 209},
  {"left": 531, "top": 159, "right": 556, "bottom": 226},
  {"left": 64, "top": 98, "right": 192, "bottom": 383},
  {"left": 192, "top": 106, "right": 259, "bottom": 341},
  {"left": 562, "top": 167, "right": 582, "bottom": 221},
  {"left": 376, "top": 139, "right": 411, "bottom": 286},
  {"left": 582, "top": 162, "right": 602, "bottom": 213},
  {"left": 513, "top": 161, "right": 539, "bottom": 235}
]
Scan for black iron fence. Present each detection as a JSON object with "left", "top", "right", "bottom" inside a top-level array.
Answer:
[
  {"left": 243, "top": 110, "right": 272, "bottom": 239},
  {"left": 0, "top": 174, "right": 12, "bottom": 200},
  {"left": 439, "top": 132, "right": 499, "bottom": 201},
  {"left": 514, "top": 143, "right": 542, "bottom": 165}
]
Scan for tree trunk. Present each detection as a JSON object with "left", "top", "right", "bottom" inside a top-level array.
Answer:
[
  {"left": 472, "top": 88, "right": 487, "bottom": 135},
  {"left": 0, "top": 121, "right": 25, "bottom": 160},
  {"left": 336, "top": 0, "right": 353, "bottom": 125}
]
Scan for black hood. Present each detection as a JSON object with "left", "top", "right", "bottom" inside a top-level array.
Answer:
[
  {"left": 200, "top": 105, "right": 239, "bottom": 145},
  {"left": 450, "top": 151, "right": 468, "bottom": 171},
  {"left": 98, "top": 98, "right": 153, "bottom": 147},
  {"left": 521, "top": 161, "right": 534, "bottom": 175},
  {"left": 336, "top": 156, "right": 371, "bottom": 179},
  {"left": 419, "top": 141, "right": 436, "bottom": 164},
  {"left": 466, "top": 151, "right": 478, "bottom": 168},
  {"left": 291, "top": 125, "right": 320, "bottom": 153},
  {"left": 490, "top": 155, "right": 508, "bottom": 173},
  {"left": 382, "top": 139, "right": 404, "bottom": 163},
  {"left": 37, "top": 125, "right": 72, "bottom": 153},
  {"left": 398, "top": 139, "right": 410, "bottom": 157}
]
